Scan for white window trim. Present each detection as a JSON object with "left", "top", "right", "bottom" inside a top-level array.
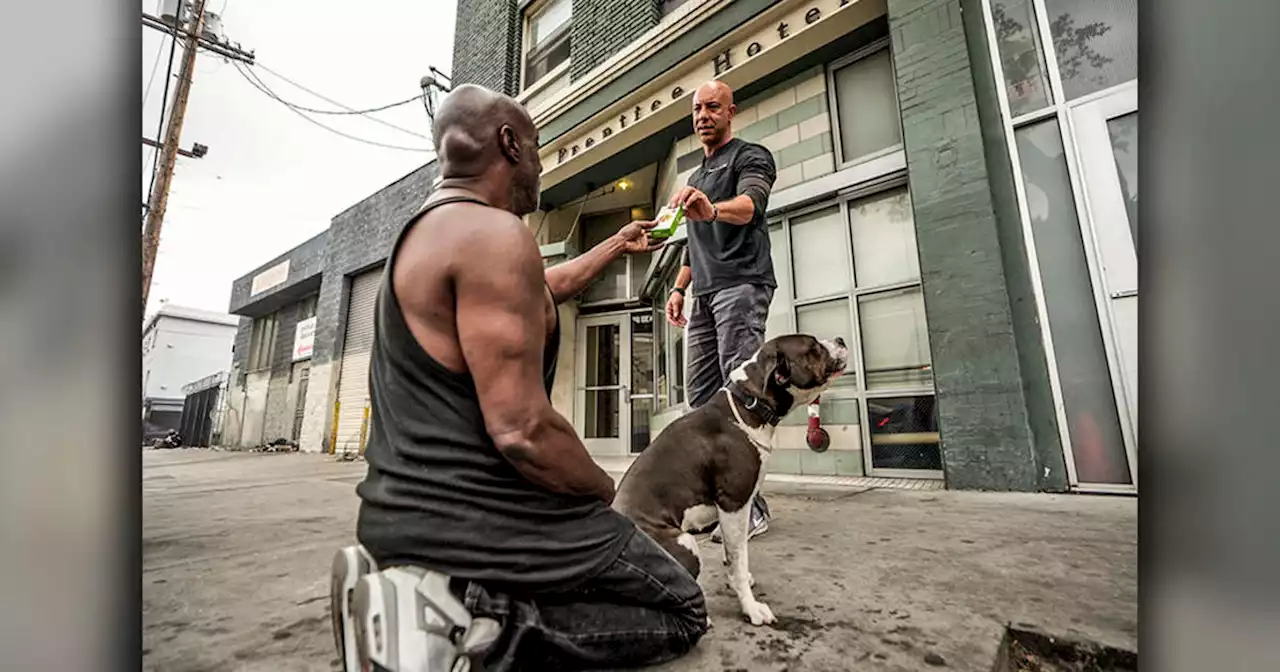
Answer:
[
  {"left": 766, "top": 174, "right": 941, "bottom": 479},
  {"left": 520, "top": 0, "right": 574, "bottom": 93},
  {"left": 517, "top": 60, "right": 571, "bottom": 105},
  {"left": 979, "top": 0, "right": 1139, "bottom": 490},
  {"left": 528, "top": 0, "right": 729, "bottom": 124}
]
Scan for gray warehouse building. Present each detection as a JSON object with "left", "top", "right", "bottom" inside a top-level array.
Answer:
[{"left": 228, "top": 0, "right": 1138, "bottom": 494}]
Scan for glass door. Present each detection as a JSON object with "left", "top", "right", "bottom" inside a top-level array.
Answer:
[
  {"left": 1069, "top": 81, "right": 1138, "bottom": 485},
  {"left": 628, "top": 312, "right": 656, "bottom": 453},
  {"left": 575, "top": 314, "right": 631, "bottom": 456}
]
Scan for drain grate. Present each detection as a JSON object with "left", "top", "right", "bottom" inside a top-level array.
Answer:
[{"left": 991, "top": 624, "right": 1137, "bottom": 672}]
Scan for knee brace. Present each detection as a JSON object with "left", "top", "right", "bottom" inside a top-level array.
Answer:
[{"left": 330, "top": 546, "right": 501, "bottom": 672}]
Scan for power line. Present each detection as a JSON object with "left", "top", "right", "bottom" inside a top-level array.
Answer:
[
  {"left": 143, "top": 29, "right": 169, "bottom": 106},
  {"left": 142, "top": 36, "right": 168, "bottom": 175},
  {"left": 232, "top": 62, "right": 434, "bottom": 153},
  {"left": 146, "top": 5, "right": 183, "bottom": 211},
  {"left": 248, "top": 62, "right": 431, "bottom": 140},
  {"left": 143, "top": 1, "right": 166, "bottom": 106},
  {"left": 260, "top": 90, "right": 425, "bottom": 117}
]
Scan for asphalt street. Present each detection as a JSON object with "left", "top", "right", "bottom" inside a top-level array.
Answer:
[{"left": 142, "top": 449, "right": 1137, "bottom": 671}]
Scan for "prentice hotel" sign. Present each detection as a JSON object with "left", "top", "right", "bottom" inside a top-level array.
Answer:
[{"left": 541, "top": 0, "right": 874, "bottom": 175}]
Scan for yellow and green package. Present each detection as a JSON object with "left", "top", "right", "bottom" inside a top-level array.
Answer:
[{"left": 650, "top": 205, "right": 685, "bottom": 239}]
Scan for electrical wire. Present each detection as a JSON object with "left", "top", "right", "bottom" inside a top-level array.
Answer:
[
  {"left": 248, "top": 88, "right": 425, "bottom": 117},
  {"left": 232, "top": 62, "right": 434, "bottom": 153},
  {"left": 247, "top": 62, "right": 431, "bottom": 139},
  {"left": 143, "top": 1, "right": 167, "bottom": 106},
  {"left": 145, "top": 2, "right": 184, "bottom": 212},
  {"left": 253, "top": 62, "right": 427, "bottom": 116},
  {"left": 142, "top": 35, "right": 169, "bottom": 176}
]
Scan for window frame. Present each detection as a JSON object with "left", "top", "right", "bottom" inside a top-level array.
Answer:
[
  {"left": 521, "top": 0, "right": 573, "bottom": 92},
  {"left": 768, "top": 172, "right": 931, "bottom": 397},
  {"left": 299, "top": 295, "right": 318, "bottom": 321},
  {"left": 979, "top": 0, "right": 1140, "bottom": 490},
  {"left": 825, "top": 38, "right": 906, "bottom": 170},
  {"left": 575, "top": 206, "right": 654, "bottom": 309},
  {"left": 247, "top": 312, "right": 279, "bottom": 373},
  {"left": 767, "top": 176, "right": 941, "bottom": 479}
]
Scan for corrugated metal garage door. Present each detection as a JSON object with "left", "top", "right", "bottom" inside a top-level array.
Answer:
[{"left": 333, "top": 269, "right": 381, "bottom": 454}]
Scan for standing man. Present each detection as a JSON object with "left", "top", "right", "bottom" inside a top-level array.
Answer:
[
  {"left": 354, "top": 84, "right": 707, "bottom": 671},
  {"left": 666, "top": 80, "right": 778, "bottom": 541}
]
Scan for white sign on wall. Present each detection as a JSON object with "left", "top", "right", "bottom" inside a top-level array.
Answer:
[
  {"left": 251, "top": 260, "right": 291, "bottom": 296},
  {"left": 292, "top": 316, "right": 317, "bottom": 361}
]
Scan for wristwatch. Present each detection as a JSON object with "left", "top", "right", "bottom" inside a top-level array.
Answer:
[
  {"left": 711, "top": 204, "right": 719, "bottom": 222},
  {"left": 672, "top": 286, "right": 686, "bottom": 297}
]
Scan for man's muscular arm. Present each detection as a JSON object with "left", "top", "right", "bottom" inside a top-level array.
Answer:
[
  {"left": 670, "top": 145, "right": 777, "bottom": 226},
  {"left": 544, "top": 220, "right": 660, "bottom": 304},
  {"left": 544, "top": 236, "right": 627, "bottom": 304},
  {"left": 455, "top": 212, "right": 615, "bottom": 503}
]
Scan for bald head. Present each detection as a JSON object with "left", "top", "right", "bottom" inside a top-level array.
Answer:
[
  {"left": 692, "top": 80, "right": 737, "bottom": 152},
  {"left": 432, "top": 84, "right": 543, "bottom": 215},
  {"left": 694, "top": 80, "right": 735, "bottom": 105},
  {"left": 434, "top": 84, "right": 536, "bottom": 176}
]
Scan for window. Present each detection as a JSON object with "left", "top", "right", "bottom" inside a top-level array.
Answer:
[
  {"left": 989, "top": 0, "right": 1137, "bottom": 116},
  {"left": 1041, "top": 0, "right": 1137, "bottom": 101},
  {"left": 1014, "top": 119, "right": 1130, "bottom": 484},
  {"left": 661, "top": 0, "right": 694, "bottom": 17},
  {"left": 651, "top": 260, "right": 687, "bottom": 410},
  {"left": 579, "top": 209, "right": 653, "bottom": 306},
  {"left": 299, "top": 295, "right": 318, "bottom": 320},
  {"left": 764, "top": 182, "right": 940, "bottom": 473},
  {"left": 523, "top": 0, "right": 572, "bottom": 89},
  {"left": 990, "top": 0, "right": 1053, "bottom": 116},
  {"left": 829, "top": 45, "right": 903, "bottom": 166},
  {"left": 247, "top": 312, "right": 279, "bottom": 372}
]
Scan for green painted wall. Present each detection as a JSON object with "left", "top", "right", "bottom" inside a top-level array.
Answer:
[{"left": 887, "top": 0, "right": 1042, "bottom": 491}]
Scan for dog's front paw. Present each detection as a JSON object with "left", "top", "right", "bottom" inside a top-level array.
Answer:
[{"left": 741, "top": 600, "right": 776, "bottom": 626}]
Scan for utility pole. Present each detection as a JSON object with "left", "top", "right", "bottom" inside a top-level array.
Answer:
[
  {"left": 140, "top": 0, "right": 255, "bottom": 312},
  {"left": 142, "top": 0, "right": 206, "bottom": 312}
]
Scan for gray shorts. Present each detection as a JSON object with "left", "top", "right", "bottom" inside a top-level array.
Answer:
[{"left": 685, "top": 283, "right": 774, "bottom": 409}]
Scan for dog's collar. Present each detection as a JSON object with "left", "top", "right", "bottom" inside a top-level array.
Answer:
[{"left": 725, "top": 382, "right": 782, "bottom": 427}]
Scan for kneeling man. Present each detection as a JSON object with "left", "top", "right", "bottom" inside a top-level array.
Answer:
[{"left": 354, "top": 85, "right": 707, "bottom": 671}]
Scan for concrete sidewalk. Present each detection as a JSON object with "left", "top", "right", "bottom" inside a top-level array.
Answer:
[{"left": 143, "top": 450, "right": 1136, "bottom": 671}]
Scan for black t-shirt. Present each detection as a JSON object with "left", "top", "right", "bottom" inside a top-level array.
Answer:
[
  {"left": 683, "top": 138, "right": 778, "bottom": 297},
  {"left": 356, "top": 195, "right": 636, "bottom": 596}
]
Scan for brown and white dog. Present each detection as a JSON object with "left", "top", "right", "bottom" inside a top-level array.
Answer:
[{"left": 613, "top": 334, "right": 849, "bottom": 626}]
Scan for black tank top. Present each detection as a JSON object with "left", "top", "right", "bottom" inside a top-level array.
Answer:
[{"left": 355, "top": 195, "right": 634, "bottom": 595}]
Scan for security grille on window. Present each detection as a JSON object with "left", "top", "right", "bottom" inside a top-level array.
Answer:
[{"left": 524, "top": 0, "right": 572, "bottom": 89}]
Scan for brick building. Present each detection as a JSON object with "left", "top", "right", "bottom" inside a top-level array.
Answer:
[{"left": 228, "top": 0, "right": 1138, "bottom": 493}]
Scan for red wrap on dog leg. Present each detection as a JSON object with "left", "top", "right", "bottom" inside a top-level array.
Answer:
[{"left": 805, "top": 397, "right": 830, "bottom": 452}]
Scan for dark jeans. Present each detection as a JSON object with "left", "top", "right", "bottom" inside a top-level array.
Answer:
[
  {"left": 686, "top": 283, "right": 774, "bottom": 409},
  {"left": 687, "top": 283, "right": 773, "bottom": 529},
  {"left": 463, "top": 528, "right": 708, "bottom": 672}
]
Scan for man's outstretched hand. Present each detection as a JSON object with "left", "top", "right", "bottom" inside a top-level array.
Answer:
[
  {"left": 614, "top": 220, "right": 664, "bottom": 254},
  {"left": 670, "top": 186, "right": 715, "bottom": 222}
]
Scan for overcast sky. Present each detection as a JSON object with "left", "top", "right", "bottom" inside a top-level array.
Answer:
[{"left": 141, "top": 0, "right": 455, "bottom": 318}]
